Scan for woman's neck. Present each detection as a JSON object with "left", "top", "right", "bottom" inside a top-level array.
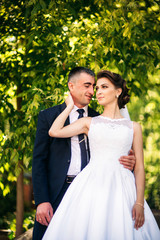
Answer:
[{"left": 101, "top": 104, "right": 122, "bottom": 119}]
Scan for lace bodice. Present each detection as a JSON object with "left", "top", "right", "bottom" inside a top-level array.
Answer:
[{"left": 88, "top": 116, "right": 133, "bottom": 165}]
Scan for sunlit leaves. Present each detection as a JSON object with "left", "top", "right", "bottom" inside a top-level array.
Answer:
[{"left": 128, "top": 68, "right": 160, "bottom": 208}]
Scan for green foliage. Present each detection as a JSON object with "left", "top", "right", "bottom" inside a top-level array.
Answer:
[
  {"left": 0, "top": 0, "right": 160, "bottom": 235},
  {"left": 128, "top": 70, "right": 160, "bottom": 209},
  {"left": 0, "top": 186, "right": 16, "bottom": 229},
  {"left": 6, "top": 209, "right": 35, "bottom": 239}
]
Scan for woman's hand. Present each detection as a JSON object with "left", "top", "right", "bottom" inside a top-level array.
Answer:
[
  {"left": 132, "top": 203, "right": 145, "bottom": 230},
  {"left": 49, "top": 92, "right": 75, "bottom": 138},
  {"left": 65, "top": 92, "right": 74, "bottom": 109}
]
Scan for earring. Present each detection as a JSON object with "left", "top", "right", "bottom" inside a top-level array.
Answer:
[{"left": 116, "top": 95, "right": 119, "bottom": 98}]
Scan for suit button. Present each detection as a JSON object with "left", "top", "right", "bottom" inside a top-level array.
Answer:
[{"left": 68, "top": 159, "right": 70, "bottom": 163}]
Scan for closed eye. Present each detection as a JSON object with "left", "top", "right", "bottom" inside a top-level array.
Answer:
[{"left": 84, "top": 83, "right": 92, "bottom": 88}]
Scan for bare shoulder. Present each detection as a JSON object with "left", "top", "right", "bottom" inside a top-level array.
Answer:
[
  {"left": 85, "top": 117, "right": 92, "bottom": 128},
  {"left": 78, "top": 116, "right": 92, "bottom": 128},
  {"left": 133, "top": 121, "right": 142, "bottom": 134},
  {"left": 78, "top": 117, "right": 92, "bottom": 134}
]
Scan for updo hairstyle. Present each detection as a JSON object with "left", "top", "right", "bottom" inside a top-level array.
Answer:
[{"left": 97, "top": 70, "right": 130, "bottom": 109}]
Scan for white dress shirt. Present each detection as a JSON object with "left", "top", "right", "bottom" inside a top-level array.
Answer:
[{"left": 67, "top": 105, "right": 88, "bottom": 176}]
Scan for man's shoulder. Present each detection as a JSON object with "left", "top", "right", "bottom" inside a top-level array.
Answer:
[
  {"left": 38, "top": 103, "right": 66, "bottom": 122},
  {"left": 88, "top": 107, "right": 99, "bottom": 117},
  {"left": 40, "top": 102, "right": 65, "bottom": 115}
]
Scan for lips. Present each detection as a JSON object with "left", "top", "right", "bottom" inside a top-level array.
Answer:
[
  {"left": 97, "top": 97, "right": 104, "bottom": 100},
  {"left": 86, "top": 95, "right": 92, "bottom": 99}
]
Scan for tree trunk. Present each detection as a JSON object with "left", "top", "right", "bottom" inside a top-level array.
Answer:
[
  {"left": 15, "top": 86, "right": 24, "bottom": 237},
  {"left": 16, "top": 163, "right": 24, "bottom": 237}
]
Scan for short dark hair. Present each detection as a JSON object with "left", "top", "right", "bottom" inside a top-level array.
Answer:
[
  {"left": 68, "top": 67, "right": 95, "bottom": 83},
  {"left": 97, "top": 70, "right": 130, "bottom": 109}
]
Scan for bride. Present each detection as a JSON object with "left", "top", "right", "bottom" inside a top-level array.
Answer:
[{"left": 43, "top": 70, "right": 160, "bottom": 240}]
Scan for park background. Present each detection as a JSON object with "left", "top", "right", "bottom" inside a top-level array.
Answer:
[{"left": 0, "top": 0, "right": 160, "bottom": 239}]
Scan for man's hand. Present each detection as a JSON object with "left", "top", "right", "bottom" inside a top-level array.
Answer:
[
  {"left": 36, "top": 202, "right": 53, "bottom": 226},
  {"left": 119, "top": 149, "right": 136, "bottom": 171}
]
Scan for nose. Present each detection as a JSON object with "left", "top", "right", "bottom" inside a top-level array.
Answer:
[
  {"left": 96, "top": 88, "right": 101, "bottom": 95},
  {"left": 88, "top": 86, "right": 94, "bottom": 96}
]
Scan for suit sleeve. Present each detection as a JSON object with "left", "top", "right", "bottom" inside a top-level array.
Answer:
[{"left": 32, "top": 110, "right": 51, "bottom": 206}]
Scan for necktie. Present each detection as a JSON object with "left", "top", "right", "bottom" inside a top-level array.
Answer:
[{"left": 77, "top": 109, "right": 88, "bottom": 170}]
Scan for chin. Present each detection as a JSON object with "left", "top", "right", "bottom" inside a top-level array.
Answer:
[
  {"left": 98, "top": 102, "right": 104, "bottom": 106},
  {"left": 80, "top": 102, "right": 89, "bottom": 107},
  {"left": 98, "top": 100, "right": 106, "bottom": 106},
  {"left": 84, "top": 99, "right": 91, "bottom": 105},
  {"left": 98, "top": 99, "right": 103, "bottom": 104}
]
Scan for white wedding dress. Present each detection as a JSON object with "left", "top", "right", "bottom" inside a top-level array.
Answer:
[{"left": 43, "top": 116, "right": 160, "bottom": 240}]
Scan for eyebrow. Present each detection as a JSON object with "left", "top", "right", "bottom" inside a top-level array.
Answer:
[{"left": 96, "top": 83, "right": 109, "bottom": 87}]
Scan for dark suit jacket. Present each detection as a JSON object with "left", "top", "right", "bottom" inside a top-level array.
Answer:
[{"left": 32, "top": 102, "right": 99, "bottom": 208}]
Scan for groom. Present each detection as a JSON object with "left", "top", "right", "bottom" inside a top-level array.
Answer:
[{"left": 32, "top": 67, "right": 136, "bottom": 240}]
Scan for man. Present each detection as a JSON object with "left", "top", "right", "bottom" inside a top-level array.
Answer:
[{"left": 32, "top": 67, "right": 135, "bottom": 239}]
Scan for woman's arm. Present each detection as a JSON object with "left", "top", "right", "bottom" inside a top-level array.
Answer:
[
  {"left": 132, "top": 121, "right": 145, "bottom": 230},
  {"left": 48, "top": 94, "right": 91, "bottom": 138}
]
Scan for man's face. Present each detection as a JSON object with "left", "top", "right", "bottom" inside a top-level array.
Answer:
[{"left": 68, "top": 72, "right": 95, "bottom": 108}]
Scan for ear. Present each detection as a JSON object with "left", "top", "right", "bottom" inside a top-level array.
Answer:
[
  {"left": 68, "top": 82, "right": 74, "bottom": 92},
  {"left": 116, "top": 88, "right": 122, "bottom": 97}
]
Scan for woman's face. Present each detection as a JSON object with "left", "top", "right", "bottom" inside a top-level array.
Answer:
[{"left": 96, "top": 78, "right": 121, "bottom": 106}]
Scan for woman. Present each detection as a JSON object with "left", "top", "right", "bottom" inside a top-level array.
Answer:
[{"left": 43, "top": 70, "right": 160, "bottom": 240}]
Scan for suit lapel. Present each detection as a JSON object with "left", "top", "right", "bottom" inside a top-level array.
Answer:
[
  {"left": 60, "top": 102, "right": 70, "bottom": 126},
  {"left": 60, "top": 102, "right": 71, "bottom": 145},
  {"left": 88, "top": 107, "right": 91, "bottom": 117},
  {"left": 88, "top": 107, "right": 94, "bottom": 117},
  {"left": 59, "top": 104, "right": 97, "bottom": 158}
]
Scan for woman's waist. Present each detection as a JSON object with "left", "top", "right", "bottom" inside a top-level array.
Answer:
[{"left": 90, "top": 151, "right": 129, "bottom": 160}]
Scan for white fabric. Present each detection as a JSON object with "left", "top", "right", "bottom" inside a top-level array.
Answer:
[
  {"left": 68, "top": 105, "right": 130, "bottom": 176},
  {"left": 120, "top": 106, "right": 131, "bottom": 120},
  {"left": 43, "top": 116, "right": 160, "bottom": 240},
  {"left": 67, "top": 105, "right": 88, "bottom": 176}
]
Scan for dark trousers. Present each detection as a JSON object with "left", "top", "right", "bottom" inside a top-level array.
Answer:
[{"left": 32, "top": 181, "right": 70, "bottom": 240}]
